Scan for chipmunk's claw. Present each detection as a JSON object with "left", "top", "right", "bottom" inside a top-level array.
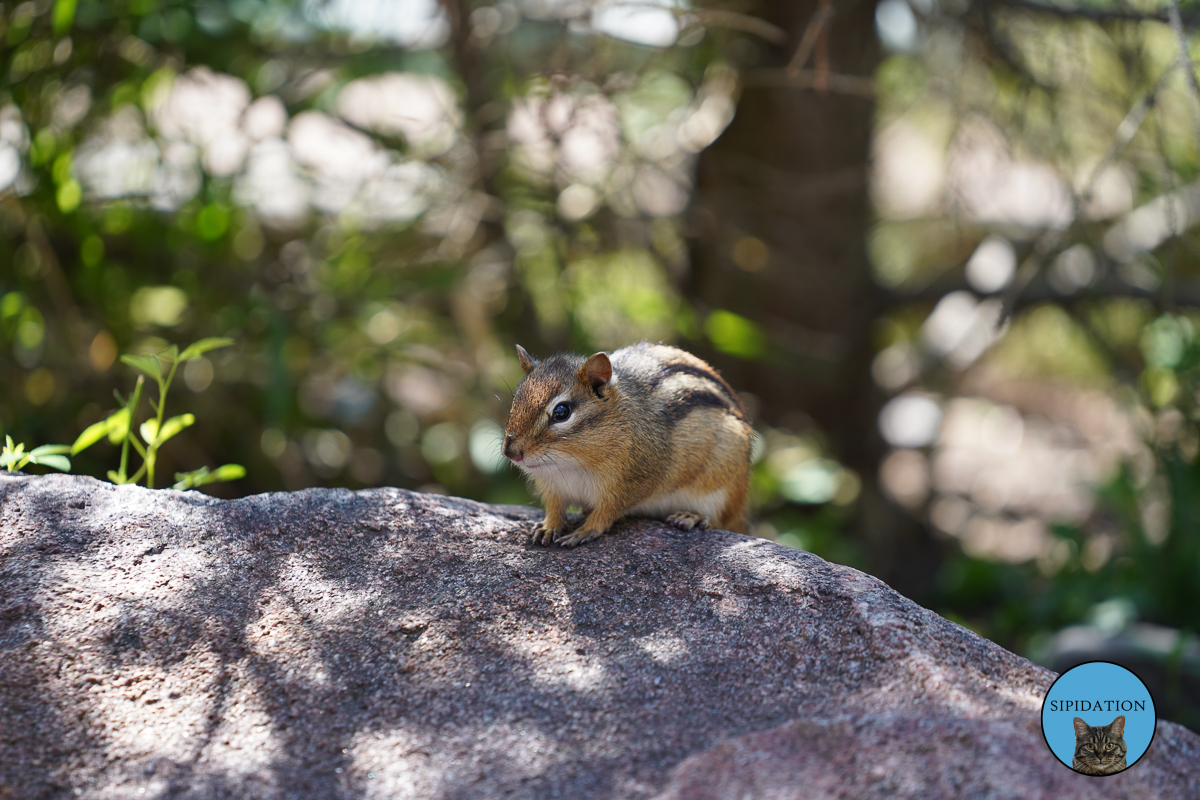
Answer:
[
  {"left": 666, "top": 511, "right": 709, "bottom": 531},
  {"left": 557, "top": 528, "right": 603, "bottom": 548},
  {"left": 530, "top": 520, "right": 561, "bottom": 546}
]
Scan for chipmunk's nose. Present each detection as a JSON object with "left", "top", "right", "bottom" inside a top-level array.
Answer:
[{"left": 503, "top": 432, "right": 523, "bottom": 462}]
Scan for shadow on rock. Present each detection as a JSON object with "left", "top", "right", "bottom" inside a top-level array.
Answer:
[{"left": 1, "top": 474, "right": 1198, "bottom": 799}]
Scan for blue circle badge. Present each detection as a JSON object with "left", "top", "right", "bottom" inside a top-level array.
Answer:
[{"left": 1041, "top": 661, "right": 1156, "bottom": 776}]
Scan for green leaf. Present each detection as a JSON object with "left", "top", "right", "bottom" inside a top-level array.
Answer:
[
  {"left": 106, "top": 470, "right": 122, "bottom": 483},
  {"left": 1, "top": 437, "right": 29, "bottom": 471},
  {"left": 163, "top": 344, "right": 179, "bottom": 362},
  {"left": 140, "top": 419, "right": 159, "bottom": 445},
  {"left": 3, "top": 441, "right": 28, "bottom": 472},
  {"left": 121, "top": 353, "right": 162, "bottom": 380},
  {"left": 28, "top": 443, "right": 71, "bottom": 470},
  {"left": 154, "top": 413, "right": 195, "bottom": 446},
  {"left": 173, "top": 463, "right": 245, "bottom": 490},
  {"left": 29, "top": 453, "right": 71, "bottom": 472},
  {"left": 106, "top": 408, "right": 132, "bottom": 445},
  {"left": 172, "top": 467, "right": 208, "bottom": 490},
  {"left": 74, "top": 415, "right": 119, "bottom": 454},
  {"left": 179, "top": 337, "right": 234, "bottom": 362},
  {"left": 30, "top": 443, "right": 70, "bottom": 455},
  {"left": 73, "top": 419, "right": 110, "bottom": 454},
  {"left": 208, "top": 463, "right": 246, "bottom": 482},
  {"left": 70, "top": 408, "right": 132, "bottom": 452}
]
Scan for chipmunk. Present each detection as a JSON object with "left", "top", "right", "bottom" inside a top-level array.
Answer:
[{"left": 503, "top": 342, "right": 752, "bottom": 548}]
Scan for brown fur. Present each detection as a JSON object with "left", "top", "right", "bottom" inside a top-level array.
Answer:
[{"left": 504, "top": 343, "right": 752, "bottom": 547}]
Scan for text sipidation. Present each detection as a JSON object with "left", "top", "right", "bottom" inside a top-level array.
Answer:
[{"left": 1048, "top": 700, "right": 1146, "bottom": 712}]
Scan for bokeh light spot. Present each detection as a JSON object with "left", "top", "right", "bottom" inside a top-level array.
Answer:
[
  {"left": 25, "top": 368, "right": 56, "bottom": 405},
  {"left": 261, "top": 428, "right": 288, "bottom": 459},
  {"left": 129, "top": 286, "right": 188, "bottom": 328},
  {"left": 705, "top": 310, "right": 766, "bottom": 358},
  {"left": 80, "top": 234, "right": 105, "bottom": 267},
  {"left": 89, "top": 330, "right": 117, "bottom": 371},
  {"left": 196, "top": 204, "right": 230, "bottom": 240},
  {"left": 469, "top": 420, "right": 505, "bottom": 474},
  {"left": 184, "top": 356, "right": 214, "bottom": 392},
  {"left": 731, "top": 236, "right": 769, "bottom": 272},
  {"left": 422, "top": 422, "right": 464, "bottom": 465}
]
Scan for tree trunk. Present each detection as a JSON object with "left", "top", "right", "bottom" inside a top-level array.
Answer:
[{"left": 686, "top": 0, "right": 940, "bottom": 597}]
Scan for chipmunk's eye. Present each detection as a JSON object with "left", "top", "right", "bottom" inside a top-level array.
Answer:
[{"left": 551, "top": 402, "right": 571, "bottom": 422}]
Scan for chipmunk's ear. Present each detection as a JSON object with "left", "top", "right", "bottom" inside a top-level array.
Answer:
[
  {"left": 516, "top": 345, "right": 537, "bottom": 374},
  {"left": 582, "top": 352, "right": 613, "bottom": 395}
]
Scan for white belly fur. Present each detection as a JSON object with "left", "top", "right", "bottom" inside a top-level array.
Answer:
[
  {"left": 527, "top": 457, "right": 604, "bottom": 509},
  {"left": 631, "top": 487, "right": 727, "bottom": 520},
  {"left": 530, "top": 457, "right": 727, "bottom": 519}
]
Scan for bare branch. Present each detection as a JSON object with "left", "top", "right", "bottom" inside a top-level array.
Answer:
[
  {"left": 1081, "top": 64, "right": 1175, "bottom": 208},
  {"left": 986, "top": 64, "right": 1176, "bottom": 324},
  {"left": 684, "top": 9, "right": 788, "bottom": 44},
  {"left": 997, "top": 228, "right": 1066, "bottom": 325},
  {"left": 786, "top": 2, "right": 835, "bottom": 77}
]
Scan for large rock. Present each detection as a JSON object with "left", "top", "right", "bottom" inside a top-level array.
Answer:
[{"left": 1, "top": 474, "right": 1197, "bottom": 799}]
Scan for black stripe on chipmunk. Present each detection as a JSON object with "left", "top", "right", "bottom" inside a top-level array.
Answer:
[
  {"left": 656, "top": 362, "right": 747, "bottom": 419},
  {"left": 662, "top": 388, "right": 734, "bottom": 425}
]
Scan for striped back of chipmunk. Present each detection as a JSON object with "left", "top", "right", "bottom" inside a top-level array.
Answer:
[{"left": 611, "top": 343, "right": 747, "bottom": 426}]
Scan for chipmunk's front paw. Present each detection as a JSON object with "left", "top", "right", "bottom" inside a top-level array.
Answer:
[
  {"left": 530, "top": 520, "right": 562, "bottom": 546},
  {"left": 557, "top": 528, "right": 603, "bottom": 548},
  {"left": 666, "top": 511, "right": 709, "bottom": 531}
]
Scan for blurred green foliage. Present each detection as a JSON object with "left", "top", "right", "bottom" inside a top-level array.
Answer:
[
  {"left": 929, "top": 314, "right": 1200, "bottom": 728},
  {"left": 0, "top": 0, "right": 781, "bottom": 511},
  {"left": 863, "top": 0, "right": 1200, "bottom": 689}
]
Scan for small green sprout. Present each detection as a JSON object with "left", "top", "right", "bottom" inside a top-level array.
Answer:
[
  {"left": 1, "top": 436, "right": 72, "bottom": 473},
  {"left": 71, "top": 336, "right": 245, "bottom": 490}
]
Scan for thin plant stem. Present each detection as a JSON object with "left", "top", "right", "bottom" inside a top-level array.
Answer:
[
  {"left": 118, "top": 376, "right": 144, "bottom": 484},
  {"left": 146, "top": 354, "right": 182, "bottom": 488}
]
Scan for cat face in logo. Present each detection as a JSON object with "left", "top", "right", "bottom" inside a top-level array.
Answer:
[{"left": 1072, "top": 715, "right": 1127, "bottom": 775}]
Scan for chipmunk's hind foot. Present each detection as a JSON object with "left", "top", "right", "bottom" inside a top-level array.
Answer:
[{"left": 666, "top": 511, "right": 709, "bottom": 531}]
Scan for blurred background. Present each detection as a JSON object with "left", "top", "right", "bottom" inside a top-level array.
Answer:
[{"left": 3, "top": 0, "right": 1199, "bottom": 729}]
